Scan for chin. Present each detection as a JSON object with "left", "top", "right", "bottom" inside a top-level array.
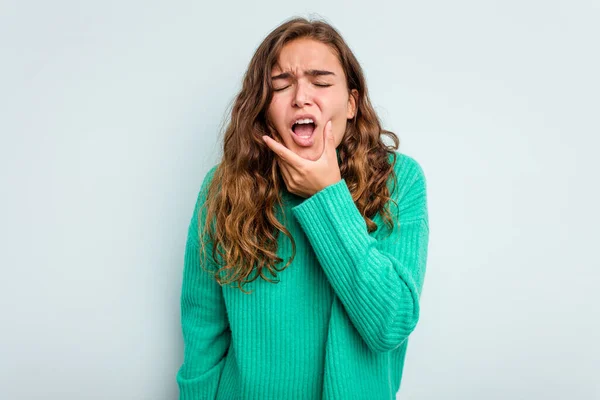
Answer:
[
  {"left": 298, "top": 152, "right": 320, "bottom": 161},
  {"left": 290, "top": 144, "right": 321, "bottom": 161}
]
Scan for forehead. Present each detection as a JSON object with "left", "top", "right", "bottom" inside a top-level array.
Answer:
[{"left": 271, "top": 39, "right": 342, "bottom": 75}]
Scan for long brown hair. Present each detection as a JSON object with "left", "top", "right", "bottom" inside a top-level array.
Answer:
[{"left": 198, "top": 16, "right": 401, "bottom": 293}]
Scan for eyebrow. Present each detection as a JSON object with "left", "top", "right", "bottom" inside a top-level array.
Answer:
[{"left": 271, "top": 69, "right": 336, "bottom": 80}]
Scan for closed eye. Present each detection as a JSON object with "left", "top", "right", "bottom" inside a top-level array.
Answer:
[{"left": 273, "top": 83, "right": 332, "bottom": 92}]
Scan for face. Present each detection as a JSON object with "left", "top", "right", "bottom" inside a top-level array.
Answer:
[{"left": 266, "top": 38, "right": 358, "bottom": 161}]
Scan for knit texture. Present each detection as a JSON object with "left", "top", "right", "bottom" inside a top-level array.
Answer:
[{"left": 176, "top": 152, "right": 429, "bottom": 399}]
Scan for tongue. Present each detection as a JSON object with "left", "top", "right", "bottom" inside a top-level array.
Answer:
[{"left": 294, "top": 123, "right": 315, "bottom": 137}]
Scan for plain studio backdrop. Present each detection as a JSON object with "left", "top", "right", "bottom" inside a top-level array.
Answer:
[{"left": 1, "top": 1, "right": 598, "bottom": 399}]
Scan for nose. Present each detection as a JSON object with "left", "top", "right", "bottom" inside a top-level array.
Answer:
[{"left": 292, "top": 80, "right": 313, "bottom": 107}]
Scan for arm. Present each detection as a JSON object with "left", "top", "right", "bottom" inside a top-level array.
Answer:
[
  {"left": 291, "top": 155, "right": 429, "bottom": 353},
  {"left": 176, "top": 165, "right": 231, "bottom": 399}
]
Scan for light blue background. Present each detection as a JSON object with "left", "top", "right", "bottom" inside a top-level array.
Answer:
[{"left": 1, "top": 1, "right": 598, "bottom": 399}]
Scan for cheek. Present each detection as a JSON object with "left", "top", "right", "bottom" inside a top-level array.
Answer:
[
  {"left": 268, "top": 100, "right": 288, "bottom": 129},
  {"left": 319, "top": 93, "right": 348, "bottom": 118},
  {"left": 266, "top": 102, "right": 277, "bottom": 121},
  {"left": 334, "top": 95, "right": 350, "bottom": 115}
]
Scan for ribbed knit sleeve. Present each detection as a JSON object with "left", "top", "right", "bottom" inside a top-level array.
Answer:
[
  {"left": 176, "top": 165, "right": 231, "bottom": 399},
  {"left": 291, "top": 156, "right": 429, "bottom": 353}
]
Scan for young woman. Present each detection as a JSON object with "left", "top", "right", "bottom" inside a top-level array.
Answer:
[{"left": 176, "top": 16, "right": 430, "bottom": 400}]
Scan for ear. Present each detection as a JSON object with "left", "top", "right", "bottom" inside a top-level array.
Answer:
[{"left": 347, "top": 89, "right": 358, "bottom": 119}]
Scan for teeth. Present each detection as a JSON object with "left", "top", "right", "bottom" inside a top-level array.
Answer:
[{"left": 294, "top": 118, "right": 314, "bottom": 125}]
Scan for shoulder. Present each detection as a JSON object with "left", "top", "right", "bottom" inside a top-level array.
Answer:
[
  {"left": 204, "top": 163, "right": 220, "bottom": 183},
  {"left": 198, "top": 163, "right": 220, "bottom": 196},
  {"left": 387, "top": 151, "right": 428, "bottom": 221},
  {"left": 388, "top": 151, "right": 427, "bottom": 191},
  {"left": 191, "top": 163, "right": 221, "bottom": 217}
]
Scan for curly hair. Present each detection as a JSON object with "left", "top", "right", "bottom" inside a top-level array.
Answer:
[{"left": 197, "top": 16, "right": 402, "bottom": 293}]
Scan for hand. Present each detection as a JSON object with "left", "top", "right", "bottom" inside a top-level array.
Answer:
[{"left": 262, "top": 119, "right": 342, "bottom": 198}]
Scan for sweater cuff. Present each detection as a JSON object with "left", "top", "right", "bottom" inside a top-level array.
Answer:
[{"left": 291, "top": 178, "right": 368, "bottom": 254}]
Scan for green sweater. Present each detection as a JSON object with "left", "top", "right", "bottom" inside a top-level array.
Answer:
[{"left": 176, "top": 152, "right": 430, "bottom": 399}]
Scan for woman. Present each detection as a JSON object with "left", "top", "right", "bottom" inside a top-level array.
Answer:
[{"left": 176, "top": 16, "right": 430, "bottom": 400}]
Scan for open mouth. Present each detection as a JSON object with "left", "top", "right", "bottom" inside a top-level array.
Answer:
[{"left": 291, "top": 122, "right": 316, "bottom": 137}]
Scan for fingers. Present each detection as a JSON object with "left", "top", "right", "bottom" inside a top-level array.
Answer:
[{"left": 263, "top": 135, "right": 301, "bottom": 167}]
